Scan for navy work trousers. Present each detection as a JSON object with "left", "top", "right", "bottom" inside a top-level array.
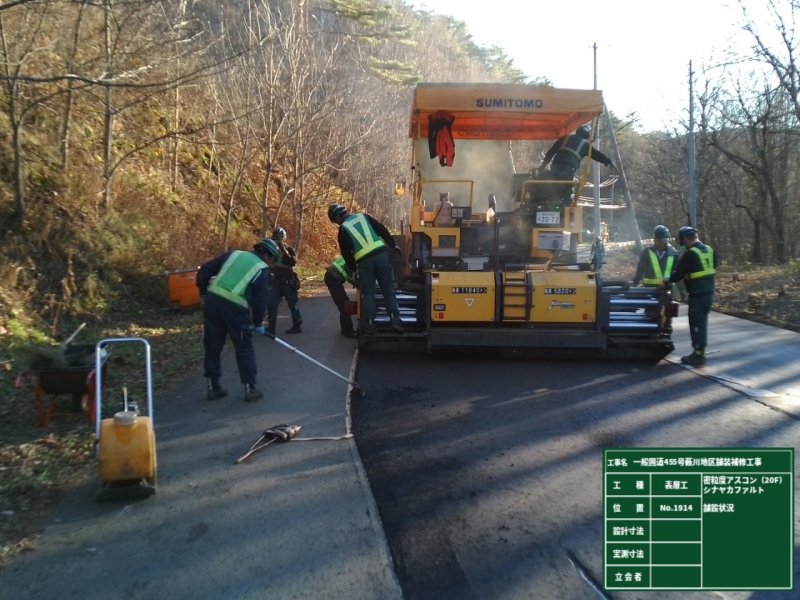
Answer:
[
  {"left": 203, "top": 293, "right": 257, "bottom": 385},
  {"left": 688, "top": 293, "right": 714, "bottom": 351},
  {"left": 357, "top": 249, "right": 399, "bottom": 322},
  {"left": 267, "top": 279, "right": 301, "bottom": 327}
]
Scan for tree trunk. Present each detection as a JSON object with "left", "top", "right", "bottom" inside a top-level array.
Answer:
[
  {"left": 12, "top": 116, "right": 25, "bottom": 222},
  {"left": 59, "top": 84, "right": 74, "bottom": 172},
  {"left": 101, "top": 85, "right": 114, "bottom": 211}
]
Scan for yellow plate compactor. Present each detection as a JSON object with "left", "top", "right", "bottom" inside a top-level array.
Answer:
[{"left": 94, "top": 337, "right": 157, "bottom": 502}]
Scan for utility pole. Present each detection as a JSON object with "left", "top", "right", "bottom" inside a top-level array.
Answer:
[{"left": 688, "top": 61, "right": 697, "bottom": 227}]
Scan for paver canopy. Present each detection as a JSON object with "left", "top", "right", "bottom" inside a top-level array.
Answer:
[{"left": 409, "top": 83, "right": 604, "bottom": 141}]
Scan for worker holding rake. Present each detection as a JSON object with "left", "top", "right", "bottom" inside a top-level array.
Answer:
[{"left": 197, "top": 237, "right": 281, "bottom": 402}]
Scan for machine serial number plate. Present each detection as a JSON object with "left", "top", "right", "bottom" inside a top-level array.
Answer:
[
  {"left": 536, "top": 211, "right": 561, "bottom": 225},
  {"left": 451, "top": 287, "right": 488, "bottom": 294},
  {"left": 544, "top": 287, "right": 577, "bottom": 295}
]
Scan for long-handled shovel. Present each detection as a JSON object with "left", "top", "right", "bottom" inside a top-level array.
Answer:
[{"left": 254, "top": 328, "right": 367, "bottom": 398}]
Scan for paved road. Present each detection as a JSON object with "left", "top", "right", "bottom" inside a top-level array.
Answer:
[
  {"left": 2, "top": 299, "right": 798, "bottom": 600},
  {"left": 0, "top": 296, "right": 401, "bottom": 600},
  {"left": 352, "top": 310, "right": 800, "bottom": 600}
]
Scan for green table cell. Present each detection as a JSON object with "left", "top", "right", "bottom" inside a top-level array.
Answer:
[
  {"left": 651, "top": 519, "right": 701, "bottom": 541},
  {"left": 702, "top": 480, "right": 793, "bottom": 589},
  {"left": 606, "top": 473, "right": 649, "bottom": 495},
  {"left": 606, "top": 497, "right": 650, "bottom": 518},
  {"left": 651, "top": 497, "right": 701, "bottom": 518},
  {"left": 605, "top": 566, "right": 650, "bottom": 589},
  {"left": 652, "top": 566, "right": 701, "bottom": 588},
  {"left": 606, "top": 519, "right": 649, "bottom": 542},
  {"left": 652, "top": 541, "right": 701, "bottom": 564},
  {"left": 606, "top": 543, "right": 649, "bottom": 565},
  {"left": 652, "top": 473, "right": 701, "bottom": 495},
  {"left": 605, "top": 449, "right": 793, "bottom": 473}
]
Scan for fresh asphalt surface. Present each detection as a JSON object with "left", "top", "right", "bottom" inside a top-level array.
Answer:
[
  {"left": 352, "top": 311, "right": 800, "bottom": 600},
  {"left": 2, "top": 298, "right": 800, "bottom": 599}
]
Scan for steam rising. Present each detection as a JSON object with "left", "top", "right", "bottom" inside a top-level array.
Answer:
[{"left": 414, "top": 139, "right": 517, "bottom": 213}]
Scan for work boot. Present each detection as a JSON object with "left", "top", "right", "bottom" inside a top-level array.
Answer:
[
  {"left": 206, "top": 378, "right": 228, "bottom": 400},
  {"left": 285, "top": 322, "right": 302, "bottom": 334},
  {"left": 680, "top": 351, "right": 706, "bottom": 366},
  {"left": 389, "top": 315, "right": 405, "bottom": 334},
  {"left": 363, "top": 320, "right": 376, "bottom": 335},
  {"left": 244, "top": 384, "right": 263, "bottom": 402},
  {"left": 342, "top": 330, "right": 358, "bottom": 339}
]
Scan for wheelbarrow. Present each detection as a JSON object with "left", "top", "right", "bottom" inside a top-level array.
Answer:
[{"left": 30, "top": 344, "right": 109, "bottom": 427}]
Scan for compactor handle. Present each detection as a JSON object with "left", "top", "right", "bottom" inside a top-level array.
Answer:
[{"left": 94, "top": 337, "right": 153, "bottom": 445}]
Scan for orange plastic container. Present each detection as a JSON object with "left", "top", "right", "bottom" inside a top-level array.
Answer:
[{"left": 166, "top": 269, "right": 201, "bottom": 307}]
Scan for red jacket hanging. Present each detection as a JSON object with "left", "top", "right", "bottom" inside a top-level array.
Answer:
[{"left": 427, "top": 111, "right": 455, "bottom": 167}]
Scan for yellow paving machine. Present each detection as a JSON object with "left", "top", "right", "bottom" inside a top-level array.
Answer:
[{"left": 360, "top": 83, "right": 676, "bottom": 360}]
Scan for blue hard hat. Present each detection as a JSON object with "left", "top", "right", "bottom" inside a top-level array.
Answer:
[
  {"left": 254, "top": 238, "right": 280, "bottom": 258},
  {"left": 328, "top": 203, "right": 347, "bottom": 222},
  {"left": 653, "top": 225, "right": 670, "bottom": 240},
  {"left": 678, "top": 226, "right": 697, "bottom": 244}
]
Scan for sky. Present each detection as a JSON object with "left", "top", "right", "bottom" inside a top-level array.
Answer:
[{"left": 407, "top": 0, "right": 772, "bottom": 132}]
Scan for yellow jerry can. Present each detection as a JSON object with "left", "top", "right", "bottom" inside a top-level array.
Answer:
[{"left": 98, "top": 413, "right": 156, "bottom": 483}]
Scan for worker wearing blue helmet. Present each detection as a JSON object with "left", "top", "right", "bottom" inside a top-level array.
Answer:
[
  {"left": 540, "top": 124, "right": 615, "bottom": 182},
  {"left": 632, "top": 225, "right": 679, "bottom": 287},
  {"left": 328, "top": 203, "right": 404, "bottom": 335},
  {"left": 664, "top": 226, "right": 719, "bottom": 366},
  {"left": 534, "top": 124, "right": 616, "bottom": 208},
  {"left": 197, "top": 237, "right": 280, "bottom": 401},
  {"left": 266, "top": 226, "right": 303, "bottom": 335}
]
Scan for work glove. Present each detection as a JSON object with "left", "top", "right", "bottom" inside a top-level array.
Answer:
[{"left": 254, "top": 325, "right": 266, "bottom": 336}]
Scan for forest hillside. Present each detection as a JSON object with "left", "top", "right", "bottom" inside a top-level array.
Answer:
[{"left": 2, "top": 0, "right": 800, "bottom": 343}]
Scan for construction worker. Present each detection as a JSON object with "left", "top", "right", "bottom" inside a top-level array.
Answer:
[
  {"left": 266, "top": 227, "right": 303, "bottom": 335},
  {"left": 328, "top": 203, "right": 404, "bottom": 335},
  {"left": 196, "top": 237, "right": 280, "bottom": 401},
  {"left": 325, "top": 255, "right": 357, "bottom": 338},
  {"left": 664, "top": 226, "right": 719, "bottom": 366},
  {"left": 632, "top": 225, "right": 678, "bottom": 287},
  {"left": 537, "top": 124, "right": 615, "bottom": 206}
]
